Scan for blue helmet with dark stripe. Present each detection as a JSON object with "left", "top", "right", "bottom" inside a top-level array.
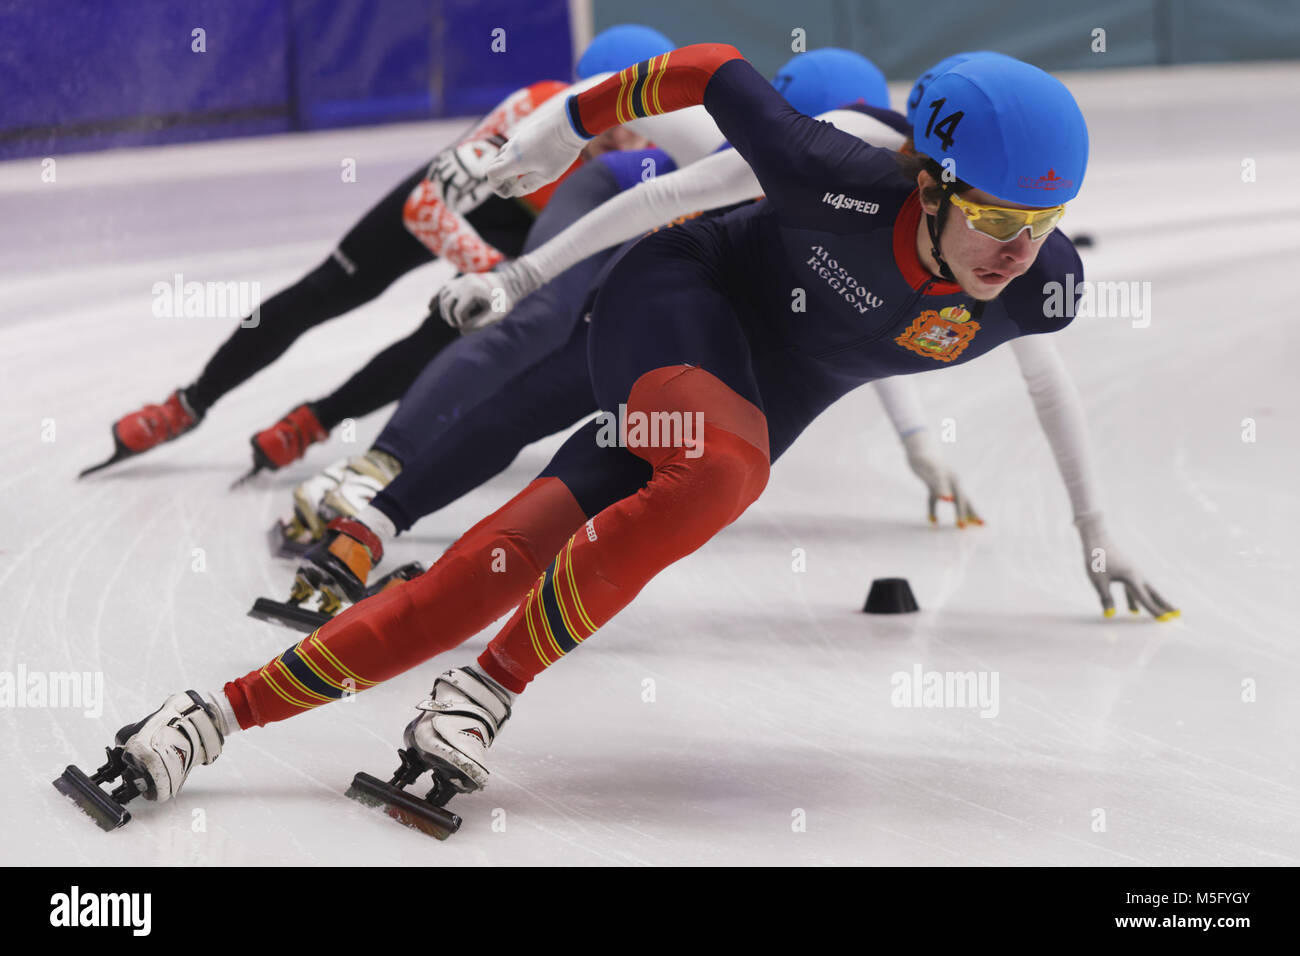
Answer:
[
  {"left": 905, "top": 52, "right": 1004, "bottom": 129},
  {"left": 913, "top": 55, "right": 1089, "bottom": 203},
  {"left": 576, "top": 25, "right": 674, "bottom": 79},
  {"left": 773, "top": 47, "right": 890, "bottom": 116}
]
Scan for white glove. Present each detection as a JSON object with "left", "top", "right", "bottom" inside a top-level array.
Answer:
[
  {"left": 1074, "top": 512, "right": 1180, "bottom": 620},
  {"left": 487, "top": 98, "right": 588, "bottom": 198},
  {"left": 427, "top": 136, "right": 505, "bottom": 214},
  {"left": 434, "top": 257, "right": 543, "bottom": 333},
  {"left": 901, "top": 430, "right": 982, "bottom": 528}
]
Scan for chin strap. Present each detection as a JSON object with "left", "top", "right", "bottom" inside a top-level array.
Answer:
[{"left": 925, "top": 182, "right": 957, "bottom": 283}]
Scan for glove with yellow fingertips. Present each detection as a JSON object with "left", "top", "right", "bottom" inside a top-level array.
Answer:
[
  {"left": 1074, "top": 512, "right": 1180, "bottom": 620},
  {"left": 900, "top": 429, "right": 983, "bottom": 529}
]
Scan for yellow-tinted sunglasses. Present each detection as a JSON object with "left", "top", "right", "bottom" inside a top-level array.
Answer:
[{"left": 949, "top": 193, "right": 1065, "bottom": 242}]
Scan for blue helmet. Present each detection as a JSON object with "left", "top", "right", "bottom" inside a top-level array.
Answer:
[
  {"left": 913, "top": 56, "right": 1089, "bottom": 204},
  {"left": 576, "top": 25, "right": 674, "bottom": 79},
  {"left": 906, "top": 51, "right": 1005, "bottom": 129},
  {"left": 773, "top": 48, "right": 890, "bottom": 116}
]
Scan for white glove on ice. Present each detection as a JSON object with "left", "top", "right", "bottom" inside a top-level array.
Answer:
[
  {"left": 901, "top": 430, "right": 982, "bottom": 528},
  {"left": 1074, "top": 512, "right": 1180, "bottom": 620},
  {"left": 487, "top": 99, "right": 588, "bottom": 198},
  {"left": 434, "top": 257, "right": 543, "bottom": 333}
]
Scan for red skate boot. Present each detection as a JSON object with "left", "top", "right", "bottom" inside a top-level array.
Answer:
[
  {"left": 232, "top": 403, "right": 329, "bottom": 488},
  {"left": 79, "top": 389, "right": 202, "bottom": 477}
]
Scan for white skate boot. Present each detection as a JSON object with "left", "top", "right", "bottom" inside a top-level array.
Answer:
[
  {"left": 320, "top": 449, "right": 402, "bottom": 524},
  {"left": 271, "top": 448, "right": 398, "bottom": 557},
  {"left": 344, "top": 667, "right": 513, "bottom": 839},
  {"left": 117, "top": 691, "right": 226, "bottom": 800},
  {"left": 53, "top": 691, "right": 229, "bottom": 831},
  {"left": 404, "top": 667, "right": 513, "bottom": 796},
  {"left": 288, "top": 457, "right": 350, "bottom": 542},
  {"left": 269, "top": 457, "right": 349, "bottom": 557}
]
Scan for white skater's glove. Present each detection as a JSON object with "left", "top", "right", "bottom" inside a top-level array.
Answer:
[
  {"left": 487, "top": 99, "right": 587, "bottom": 197},
  {"left": 901, "top": 430, "right": 983, "bottom": 528},
  {"left": 1074, "top": 512, "right": 1180, "bottom": 621},
  {"left": 427, "top": 136, "right": 504, "bottom": 215},
  {"left": 435, "top": 257, "right": 543, "bottom": 333}
]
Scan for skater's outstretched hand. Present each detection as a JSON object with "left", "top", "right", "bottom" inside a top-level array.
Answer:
[
  {"left": 435, "top": 258, "right": 543, "bottom": 333},
  {"left": 1075, "top": 513, "right": 1180, "bottom": 620},
  {"left": 487, "top": 101, "right": 587, "bottom": 198},
  {"left": 428, "top": 137, "right": 505, "bottom": 214},
  {"left": 902, "top": 431, "right": 983, "bottom": 529}
]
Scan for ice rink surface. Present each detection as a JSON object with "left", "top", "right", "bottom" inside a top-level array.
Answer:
[{"left": 2, "top": 63, "right": 1298, "bottom": 866}]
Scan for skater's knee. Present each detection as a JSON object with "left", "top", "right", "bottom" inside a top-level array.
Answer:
[
  {"left": 660, "top": 427, "right": 769, "bottom": 530},
  {"left": 626, "top": 365, "right": 769, "bottom": 458},
  {"left": 571, "top": 431, "right": 767, "bottom": 594},
  {"left": 708, "top": 430, "right": 770, "bottom": 512},
  {"left": 621, "top": 363, "right": 770, "bottom": 525}
]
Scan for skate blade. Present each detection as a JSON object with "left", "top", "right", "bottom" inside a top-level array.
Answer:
[
  {"left": 346, "top": 772, "right": 462, "bottom": 840},
  {"left": 78, "top": 435, "right": 134, "bottom": 479},
  {"left": 229, "top": 465, "right": 263, "bottom": 491},
  {"left": 233, "top": 437, "right": 277, "bottom": 491},
  {"left": 53, "top": 765, "right": 132, "bottom": 832},
  {"left": 267, "top": 520, "right": 315, "bottom": 559},
  {"left": 247, "top": 597, "right": 332, "bottom": 634}
]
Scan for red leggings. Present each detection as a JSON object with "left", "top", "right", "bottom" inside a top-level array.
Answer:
[{"left": 224, "top": 366, "right": 769, "bottom": 728}]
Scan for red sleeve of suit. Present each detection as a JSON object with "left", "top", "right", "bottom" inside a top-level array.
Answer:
[{"left": 566, "top": 44, "right": 743, "bottom": 138}]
